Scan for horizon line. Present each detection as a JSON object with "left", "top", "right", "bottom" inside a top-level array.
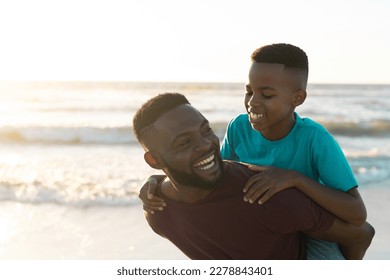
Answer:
[{"left": 1, "top": 80, "right": 390, "bottom": 86}]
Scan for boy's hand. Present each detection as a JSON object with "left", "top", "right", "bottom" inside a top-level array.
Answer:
[
  {"left": 139, "top": 175, "right": 167, "bottom": 214},
  {"left": 243, "top": 165, "right": 299, "bottom": 204}
]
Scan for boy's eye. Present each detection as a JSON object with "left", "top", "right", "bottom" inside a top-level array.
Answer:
[{"left": 262, "top": 93, "right": 273, "bottom": 99}]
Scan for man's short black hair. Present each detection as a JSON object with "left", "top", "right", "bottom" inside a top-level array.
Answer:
[{"left": 133, "top": 93, "right": 190, "bottom": 146}]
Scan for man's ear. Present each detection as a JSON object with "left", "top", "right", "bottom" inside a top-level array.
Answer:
[
  {"left": 293, "top": 89, "right": 307, "bottom": 106},
  {"left": 144, "top": 151, "right": 165, "bottom": 170}
]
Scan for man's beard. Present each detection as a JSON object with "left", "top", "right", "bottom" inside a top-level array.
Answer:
[{"left": 163, "top": 156, "right": 224, "bottom": 190}]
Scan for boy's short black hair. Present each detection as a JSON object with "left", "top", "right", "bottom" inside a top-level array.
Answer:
[
  {"left": 251, "top": 43, "right": 309, "bottom": 87},
  {"left": 133, "top": 93, "right": 190, "bottom": 146},
  {"left": 251, "top": 43, "right": 308, "bottom": 71}
]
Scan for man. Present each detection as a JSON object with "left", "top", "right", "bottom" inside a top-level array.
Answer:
[{"left": 132, "top": 92, "right": 374, "bottom": 260}]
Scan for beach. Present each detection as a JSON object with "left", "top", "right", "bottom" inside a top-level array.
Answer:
[
  {"left": 0, "top": 179, "right": 388, "bottom": 260},
  {"left": 0, "top": 81, "right": 389, "bottom": 260},
  {"left": 0, "top": 201, "right": 186, "bottom": 260}
]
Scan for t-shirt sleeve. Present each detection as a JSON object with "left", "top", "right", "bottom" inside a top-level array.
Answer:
[
  {"left": 220, "top": 119, "right": 238, "bottom": 161},
  {"left": 265, "top": 189, "right": 335, "bottom": 235},
  {"left": 313, "top": 131, "right": 358, "bottom": 192}
]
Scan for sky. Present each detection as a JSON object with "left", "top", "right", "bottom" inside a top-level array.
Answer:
[{"left": 0, "top": 0, "right": 389, "bottom": 84}]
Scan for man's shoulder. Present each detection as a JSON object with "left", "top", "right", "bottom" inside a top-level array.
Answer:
[
  {"left": 223, "top": 160, "right": 254, "bottom": 172},
  {"left": 222, "top": 160, "right": 258, "bottom": 180},
  {"left": 223, "top": 161, "right": 311, "bottom": 197}
]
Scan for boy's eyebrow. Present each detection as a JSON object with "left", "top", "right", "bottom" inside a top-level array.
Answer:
[{"left": 255, "top": 86, "right": 276, "bottom": 91}]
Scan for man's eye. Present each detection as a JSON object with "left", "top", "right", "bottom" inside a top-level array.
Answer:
[
  {"left": 245, "top": 91, "right": 253, "bottom": 96},
  {"left": 177, "top": 140, "right": 190, "bottom": 147},
  {"left": 202, "top": 127, "right": 213, "bottom": 135}
]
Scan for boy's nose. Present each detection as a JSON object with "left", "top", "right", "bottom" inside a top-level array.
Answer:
[{"left": 248, "top": 93, "right": 262, "bottom": 107}]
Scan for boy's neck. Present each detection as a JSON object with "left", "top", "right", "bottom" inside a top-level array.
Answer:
[{"left": 260, "top": 112, "right": 297, "bottom": 141}]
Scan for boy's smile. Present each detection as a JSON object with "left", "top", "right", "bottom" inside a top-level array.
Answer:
[{"left": 249, "top": 113, "right": 265, "bottom": 121}]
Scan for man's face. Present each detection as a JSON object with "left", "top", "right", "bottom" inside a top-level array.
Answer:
[
  {"left": 247, "top": 62, "right": 300, "bottom": 140},
  {"left": 149, "top": 104, "right": 223, "bottom": 189}
]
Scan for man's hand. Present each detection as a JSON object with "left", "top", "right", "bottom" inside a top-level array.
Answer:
[
  {"left": 139, "top": 175, "right": 166, "bottom": 214},
  {"left": 243, "top": 165, "right": 299, "bottom": 204}
]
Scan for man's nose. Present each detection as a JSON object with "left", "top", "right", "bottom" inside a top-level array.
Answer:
[{"left": 194, "top": 137, "right": 212, "bottom": 152}]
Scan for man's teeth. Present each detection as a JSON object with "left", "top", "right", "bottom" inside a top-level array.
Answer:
[
  {"left": 199, "top": 161, "right": 215, "bottom": 170},
  {"left": 251, "top": 113, "right": 265, "bottom": 120},
  {"left": 193, "top": 154, "right": 215, "bottom": 170}
]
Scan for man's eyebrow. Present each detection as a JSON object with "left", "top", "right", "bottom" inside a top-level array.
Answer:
[{"left": 171, "top": 120, "right": 210, "bottom": 142}]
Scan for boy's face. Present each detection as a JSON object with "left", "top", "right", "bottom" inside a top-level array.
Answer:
[
  {"left": 247, "top": 62, "right": 302, "bottom": 140},
  {"left": 244, "top": 83, "right": 252, "bottom": 113},
  {"left": 148, "top": 104, "right": 223, "bottom": 189}
]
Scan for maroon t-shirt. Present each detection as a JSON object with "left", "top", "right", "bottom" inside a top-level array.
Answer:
[{"left": 146, "top": 161, "right": 335, "bottom": 259}]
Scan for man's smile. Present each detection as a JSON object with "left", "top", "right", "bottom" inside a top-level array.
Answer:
[{"left": 193, "top": 154, "right": 216, "bottom": 170}]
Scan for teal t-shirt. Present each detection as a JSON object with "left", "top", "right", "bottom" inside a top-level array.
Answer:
[{"left": 220, "top": 112, "right": 358, "bottom": 259}]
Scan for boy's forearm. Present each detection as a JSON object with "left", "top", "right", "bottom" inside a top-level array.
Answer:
[
  {"left": 294, "top": 174, "right": 367, "bottom": 225},
  {"left": 339, "top": 222, "right": 375, "bottom": 259},
  {"left": 309, "top": 220, "right": 375, "bottom": 260}
]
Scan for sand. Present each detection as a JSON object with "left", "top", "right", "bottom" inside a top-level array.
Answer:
[
  {"left": 0, "top": 201, "right": 186, "bottom": 260},
  {"left": 0, "top": 180, "right": 388, "bottom": 260}
]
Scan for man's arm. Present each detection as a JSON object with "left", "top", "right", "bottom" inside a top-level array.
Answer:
[
  {"left": 306, "top": 219, "right": 375, "bottom": 259},
  {"left": 139, "top": 175, "right": 166, "bottom": 214}
]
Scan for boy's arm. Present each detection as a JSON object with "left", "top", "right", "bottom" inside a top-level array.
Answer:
[
  {"left": 306, "top": 219, "right": 375, "bottom": 259},
  {"left": 293, "top": 174, "right": 366, "bottom": 226},
  {"left": 244, "top": 166, "right": 367, "bottom": 226},
  {"left": 139, "top": 175, "right": 166, "bottom": 214}
]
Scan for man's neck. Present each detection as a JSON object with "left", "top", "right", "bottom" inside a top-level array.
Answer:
[{"left": 160, "top": 178, "right": 214, "bottom": 204}]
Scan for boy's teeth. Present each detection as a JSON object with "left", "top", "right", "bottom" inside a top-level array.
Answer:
[
  {"left": 251, "top": 113, "right": 265, "bottom": 120},
  {"left": 194, "top": 154, "right": 215, "bottom": 168}
]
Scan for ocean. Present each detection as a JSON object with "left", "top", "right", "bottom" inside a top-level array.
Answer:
[
  {"left": 0, "top": 81, "right": 389, "bottom": 259},
  {"left": 1, "top": 82, "right": 389, "bottom": 207}
]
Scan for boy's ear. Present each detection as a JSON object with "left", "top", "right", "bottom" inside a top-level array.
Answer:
[
  {"left": 144, "top": 151, "right": 165, "bottom": 170},
  {"left": 293, "top": 89, "right": 307, "bottom": 106}
]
